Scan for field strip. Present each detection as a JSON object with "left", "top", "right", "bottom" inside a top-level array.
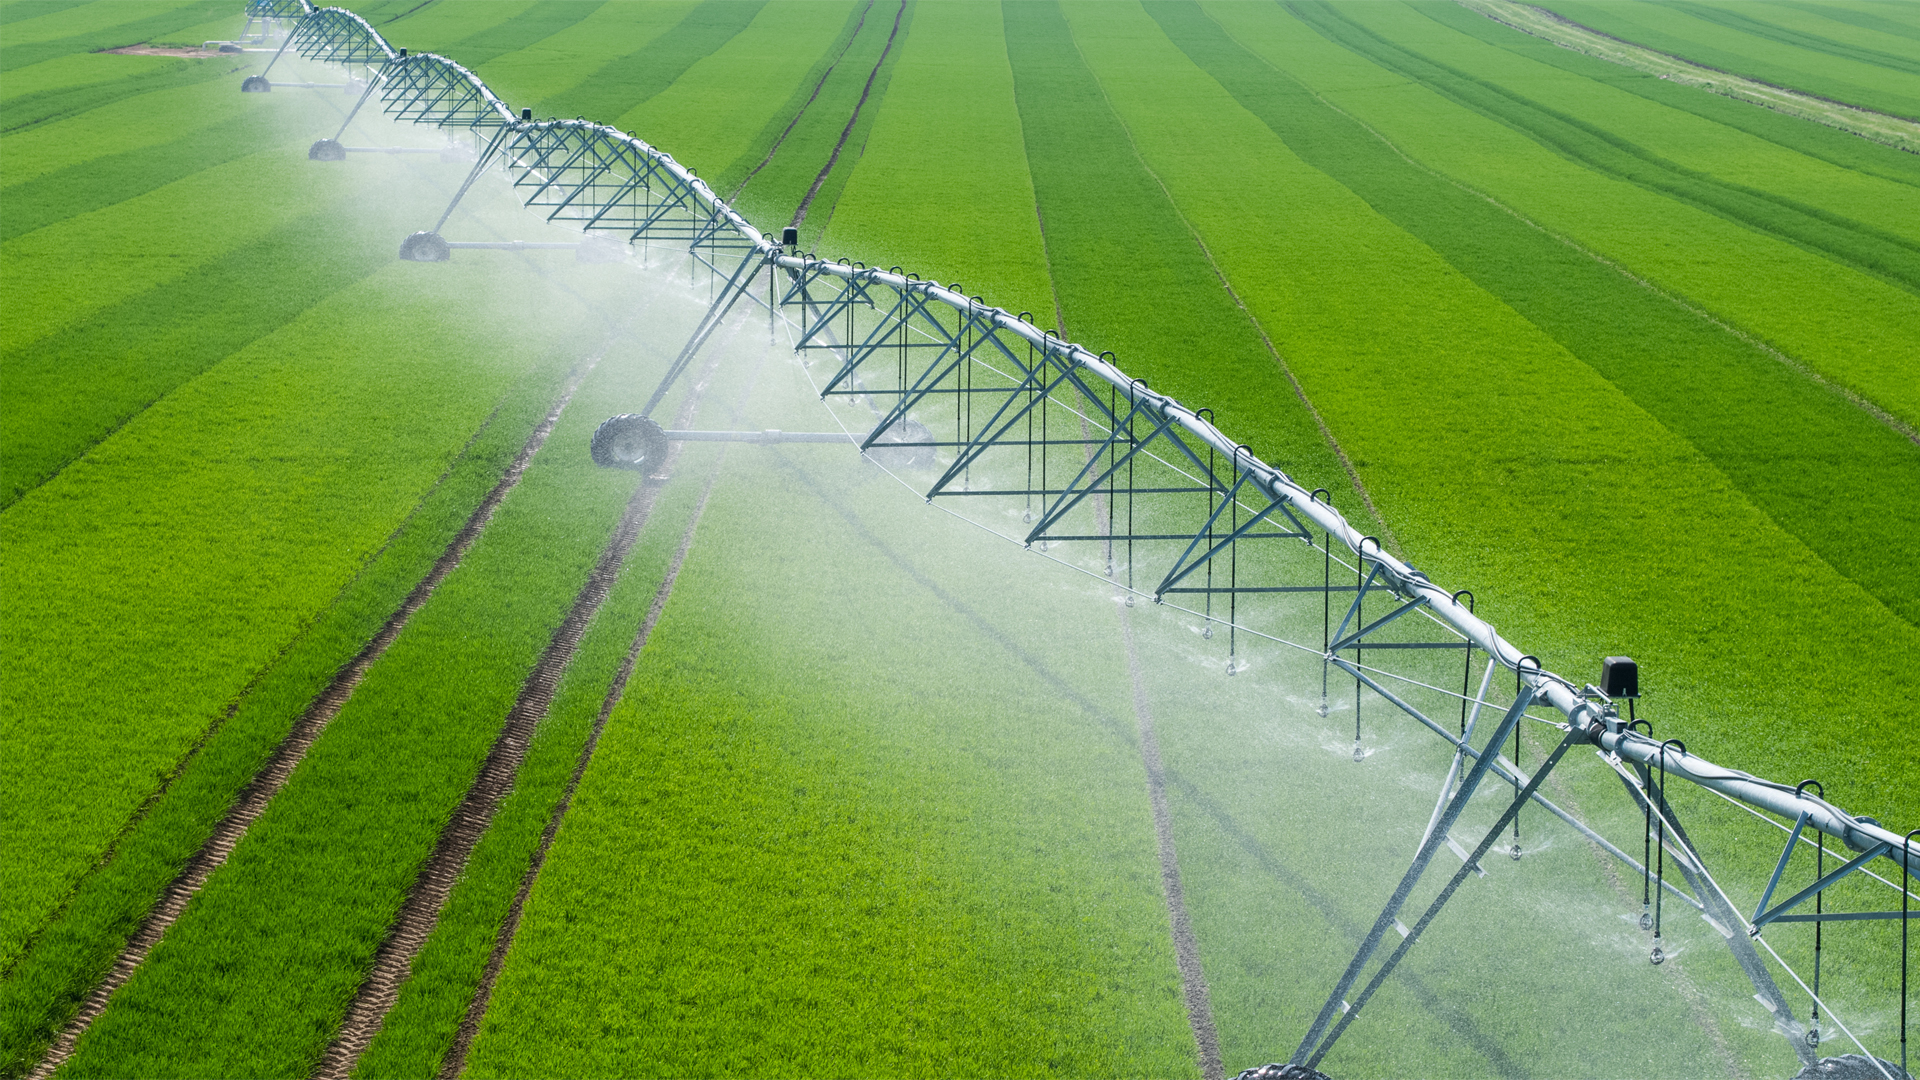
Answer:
[
  {"left": 791, "top": 0, "right": 905, "bottom": 228},
  {"left": 1121, "top": 611, "right": 1225, "bottom": 1080},
  {"left": 1456, "top": 0, "right": 1920, "bottom": 153},
  {"left": 729, "top": 0, "right": 874, "bottom": 200},
  {"left": 437, "top": 391, "right": 731, "bottom": 1080},
  {"left": 312, "top": 346, "right": 732, "bottom": 1079},
  {"left": 25, "top": 353, "right": 603, "bottom": 1080},
  {"left": 1, "top": 401, "right": 505, "bottom": 982},
  {"left": 1301, "top": 70, "right": 1920, "bottom": 450}
]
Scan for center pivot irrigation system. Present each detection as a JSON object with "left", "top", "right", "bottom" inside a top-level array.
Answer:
[{"left": 243, "top": 3, "right": 1916, "bottom": 1075}]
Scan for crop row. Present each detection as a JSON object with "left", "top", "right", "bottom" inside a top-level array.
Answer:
[
  {"left": 457, "top": 347, "right": 1203, "bottom": 1077},
  {"left": 53, "top": 312, "right": 671, "bottom": 1077},
  {"left": 1539, "top": 0, "right": 1920, "bottom": 120}
]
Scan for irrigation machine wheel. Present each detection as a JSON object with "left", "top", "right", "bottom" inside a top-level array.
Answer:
[
  {"left": 240, "top": 75, "right": 271, "bottom": 92},
  {"left": 591, "top": 414, "right": 669, "bottom": 473},
  {"left": 397, "top": 231, "right": 450, "bottom": 262},
  {"left": 308, "top": 139, "right": 346, "bottom": 161}
]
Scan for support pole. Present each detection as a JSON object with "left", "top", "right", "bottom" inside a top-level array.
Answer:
[
  {"left": 1291, "top": 683, "right": 1537, "bottom": 1066},
  {"left": 1305, "top": 725, "right": 1587, "bottom": 1070},
  {"left": 639, "top": 248, "right": 776, "bottom": 417}
]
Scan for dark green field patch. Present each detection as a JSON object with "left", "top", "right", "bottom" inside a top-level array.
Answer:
[
  {"left": 0, "top": 2, "right": 229, "bottom": 74},
  {"left": 0, "top": 2, "right": 93, "bottom": 29},
  {"left": 1671, "top": 0, "right": 1920, "bottom": 79},
  {"left": 0, "top": 55, "right": 235, "bottom": 135},
  {"left": 731, "top": 0, "right": 913, "bottom": 242},
  {"left": 1149, "top": 0, "right": 1920, "bottom": 628},
  {"left": 1, "top": 203, "right": 389, "bottom": 508},
  {"left": 712, "top": 0, "right": 874, "bottom": 201},
  {"left": 1792, "top": 0, "right": 1920, "bottom": 44},
  {"left": 1423, "top": 1, "right": 1920, "bottom": 191},
  {"left": 535, "top": 0, "right": 766, "bottom": 126},
  {"left": 1002, "top": 0, "right": 1362, "bottom": 526},
  {"left": 0, "top": 104, "right": 275, "bottom": 242},
  {"left": 432, "top": 1, "right": 607, "bottom": 71},
  {"left": 1290, "top": 1, "right": 1920, "bottom": 296}
]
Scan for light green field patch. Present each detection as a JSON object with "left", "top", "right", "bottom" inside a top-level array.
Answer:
[
  {"left": 1374, "top": 2, "right": 1920, "bottom": 249},
  {"left": 610, "top": 0, "right": 854, "bottom": 181},
  {"left": 819, "top": 0, "right": 1052, "bottom": 319},
  {"left": 0, "top": 137, "right": 326, "bottom": 354},
  {"left": 1204, "top": 1, "right": 1920, "bottom": 429},
  {"left": 1541, "top": 0, "right": 1920, "bottom": 119},
  {"left": 356, "top": 0, "right": 539, "bottom": 54},
  {"left": 0, "top": 49, "right": 182, "bottom": 105},
  {"left": 1, "top": 70, "right": 255, "bottom": 186},
  {"left": 0, "top": 250, "right": 596, "bottom": 971},
  {"left": 469, "top": 1, "right": 697, "bottom": 114}
]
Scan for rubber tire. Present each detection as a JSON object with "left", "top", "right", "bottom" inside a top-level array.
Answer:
[
  {"left": 865, "top": 417, "right": 935, "bottom": 470},
  {"left": 398, "top": 231, "right": 450, "bottom": 262},
  {"left": 308, "top": 139, "right": 346, "bottom": 161},
  {"left": 240, "top": 75, "right": 271, "bottom": 93},
  {"left": 591, "top": 414, "right": 669, "bottom": 472}
]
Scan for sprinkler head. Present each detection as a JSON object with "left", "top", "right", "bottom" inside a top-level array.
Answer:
[
  {"left": 864, "top": 417, "right": 935, "bottom": 470},
  {"left": 1639, "top": 907, "right": 1653, "bottom": 931},
  {"left": 1105, "top": 562, "right": 1114, "bottom": 577},
  {"left": 1353, "top": 742, "right": 1365, "bottom": 763},
  {"left": 1203, "top": 626, "right": 1213, "bottom": 640},
  {"left": 1226, "top": 660, "right": 1237, "bottom": 677},
  {"left": 240, "top": 75, "right": 271, "bottom": 93},
  {"left": 1124, "top": 595, "right": 1134, "bottom": 608},
  {"left": 1649, "top": 939, "right": 1665, "bottom": 965},
  {"left": 398, "top": 231, "right": 450, "bottom": 262},
  {"left": 1510, "top": 843, "right": 1523, "bottom": 861},
  {"left": 308, "top": 138, "right": 346, "bottom": 161},
  {"left": 1022, "top": 510, "right": 1032, "bottom": 524},
  {"left": 1317, "top": 699, "right": 1329, "bottom": 718},
  {"left": 1807, "top": 1026, "right": 1819, "bottom": 1049},
  {"left": 590, "top": 414, "right": 669, "bottom": 472}
]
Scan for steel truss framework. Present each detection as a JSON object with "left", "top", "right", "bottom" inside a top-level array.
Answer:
[{"left": 259, "top": 8, "right": 1919, "bottom": 1076}]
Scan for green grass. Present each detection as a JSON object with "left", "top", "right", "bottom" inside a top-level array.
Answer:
[
  {"left": 0, "top": 2, "right": 230, "bottom": 73},
  {"left": 460, "top": 353, "right": 1199, "bottom": 1076},
  {"left": 1537, "top": 0, "right": 1920, "bottom": 120},
  {"left": 617, "top": 0, "right": 860, "bottom": 220},
  {"left": 5, "top": 2, "right": 1917, "bottom": 1075},
  {"left": 56, "top": 323, "right": 655, "bottom": 1078},
  {"left": 0, "top": 355, "right": 572, "bottom": 1077},
  {"left": 816, "top": 0, "right": 1052, "bottom": 320}
]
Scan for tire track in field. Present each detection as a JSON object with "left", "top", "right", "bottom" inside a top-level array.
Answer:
[
  {"left": 790, "top": 0, "right": 906, "bottom": 229},
  {"left": 729, "top": 0, "right": 876, "bottom": 202},
  {"left": 26, "top": 353, "right": 604, "bottom": 1080},
  {"left": 324, "top": 342, "right": 752, "bottom": 1079},
  {"left": 2, "top": 401, "right": 504, "bottom": 984},
  {"left": 436, "top": 394, "right": 729, "bottom": 1080}
]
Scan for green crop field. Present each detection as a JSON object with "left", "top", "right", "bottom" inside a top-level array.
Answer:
[{"left": 3, "top": 1, "right": 1915, "bottom": 1078}]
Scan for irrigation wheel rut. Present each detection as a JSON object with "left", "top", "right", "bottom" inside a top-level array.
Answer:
[{"left": 28, "top": 353, "right": 605, "bottom": 1080}]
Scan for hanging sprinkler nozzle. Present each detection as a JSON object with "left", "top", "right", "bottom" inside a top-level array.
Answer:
[
  {"left": 1639, "top": 902, "right": 1653, "bottom": 931},
  {"left": 1352, "top": 741, "right": 1365, "bottom": 763}
]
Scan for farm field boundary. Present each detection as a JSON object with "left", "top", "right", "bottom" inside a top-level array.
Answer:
[
  {"left": 1459, "top": 0, "right": 1920, "bottom": 152},
  {"left": 38, "top": 2, "right": 1915, "bottom": 1073}
]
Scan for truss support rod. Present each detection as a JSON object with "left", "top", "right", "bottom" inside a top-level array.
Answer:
[
  {"left": 1754, "top": 843, "right": 1893, "bottom": 931},
  {"left": 1306, "top": 725, "right": 1585, "bottom": 1070},
  {"left": 1291, "top": 684, "right": 1537, "bottom": 1067},
  {"left": 640, "top": 249, "right": 775, "bottom": 418},
  {"left": 431, "top": 124, "right": 514, "bottom": 234},
  {"left": 1621, "top": 765, "right": 1814, "bottom": 1065},
  {"left": 256, "top": 21, "right": 298, "bottom": 78},
  {"left": 331, "top": 56, "right": 390, "bottom": 139},
  {"left": 1754, "top": 811, "right": 1811, "bottom": 923}
]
